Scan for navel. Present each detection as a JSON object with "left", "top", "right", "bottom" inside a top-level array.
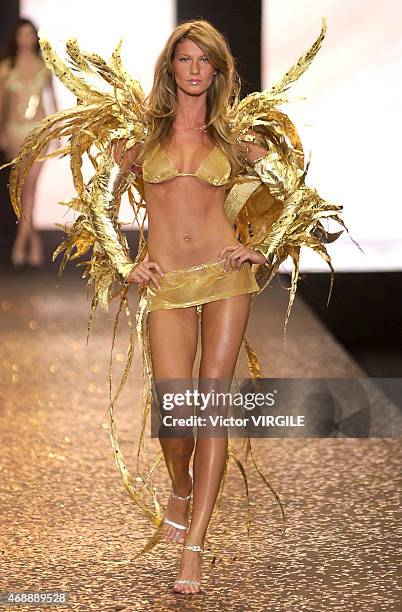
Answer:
[{"left": 183, "top": 233, "right": 191, "bottom": 242}]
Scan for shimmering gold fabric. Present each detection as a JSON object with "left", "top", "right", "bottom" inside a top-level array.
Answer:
[
  {"left": 0, "top": 17, "right": 360, "bottom": 561},
  {"left": 142, "top": 141, "right": 232, "bottom": 186},
  {"left": 146, "top": 258, "right": 259, "bottom": 312},
  {"left": 1, "top": 62, "right": 50, "bottom": 154}
]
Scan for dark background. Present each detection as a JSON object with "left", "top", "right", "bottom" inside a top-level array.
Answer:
[
  {"left": 1, "top": 0, "right": 401, "bottom": 377},
  {"left": 0, "top": 0, "right": 20, "bottom": 256}
]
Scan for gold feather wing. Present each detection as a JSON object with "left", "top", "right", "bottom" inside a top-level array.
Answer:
[
  {"left": 0, "top": 35, "right": 149, "bottom": 322},
  {"left": 0, "top": 38, "right": 167, "bottom": 556},
  {"left": 225, "top": 17, "right": 361, "bottom": 337}
]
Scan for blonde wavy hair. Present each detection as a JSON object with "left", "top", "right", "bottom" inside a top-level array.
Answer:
[{"left": 135, "top": 18, "right": 246, "bottom": 177}]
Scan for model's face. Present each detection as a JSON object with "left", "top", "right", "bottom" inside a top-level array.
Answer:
[
  {"left": 16, "top": 24, "right": 37, "bottom": 52},
  {"left": 172, "top": 38, "right": 215, "bottom": 96}
]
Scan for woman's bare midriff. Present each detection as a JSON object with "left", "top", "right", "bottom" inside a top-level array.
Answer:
[{"left": 144, "top": 176, "right": 238, "bottom": 273}]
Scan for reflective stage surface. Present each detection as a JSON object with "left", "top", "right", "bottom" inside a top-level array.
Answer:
[{"left": 1, "top": 268, "right": 401, "bottom": 611}]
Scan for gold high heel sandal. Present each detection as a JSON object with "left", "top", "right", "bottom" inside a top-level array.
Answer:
[
  {"left": 173, "top": 544, "right": 204, "bottom": 594},
  {"left": 163, "top": 472, "right": 193, "bottom": 543}
]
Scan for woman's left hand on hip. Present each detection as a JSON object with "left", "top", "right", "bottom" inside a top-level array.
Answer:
[{"left": 218, "top": 243, "right": 267, "bottom": 272}]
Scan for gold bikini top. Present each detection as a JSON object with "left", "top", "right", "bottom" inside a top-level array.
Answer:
[{"left": 142, "top": 141, "right": 231, "bottom": 187}]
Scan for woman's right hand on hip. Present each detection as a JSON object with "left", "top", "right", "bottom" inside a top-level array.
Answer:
[{"left": 126, "top": 260, "right": 164, "bottom": 289}]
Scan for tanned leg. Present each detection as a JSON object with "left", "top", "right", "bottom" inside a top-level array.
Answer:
[
  {"left": 10, "top": 155, "right": 44, "bottom": 267},
  {"left": 148, "top": 305, "right": 198, "bottom": 544},
  {"left": 173, "top": 292, "right": 252, "bottom": 594}
]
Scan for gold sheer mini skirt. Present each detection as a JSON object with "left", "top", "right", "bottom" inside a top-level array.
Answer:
[{"left": 146, "top": 257, "right": 260, "bottom": 312}]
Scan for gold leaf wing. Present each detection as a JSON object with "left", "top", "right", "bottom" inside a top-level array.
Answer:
[
  {"left": 229, "top": 17, "right": 327, "bottom": 140},
  {"left": 224, "top": 17, "right": 362, "bottom": 339}
]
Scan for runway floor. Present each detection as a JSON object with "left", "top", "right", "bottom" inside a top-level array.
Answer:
[{"left": 1, "top": 266, "right": 401, "bottom": 611}]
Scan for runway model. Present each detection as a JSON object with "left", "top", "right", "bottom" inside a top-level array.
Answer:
[
  {"left": 1, "top": 18, "right": 352, "bottom": 595},
  {"left": 0, "top": 18, "right": 58, "bottom": 268}
]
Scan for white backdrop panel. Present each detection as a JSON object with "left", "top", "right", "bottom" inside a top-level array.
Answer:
[
  {"left": 262, "top": 0, "right": 401, "bottom": 270},
  {"left": 21, "top": 0, "right": 175, "bottom": 231}
]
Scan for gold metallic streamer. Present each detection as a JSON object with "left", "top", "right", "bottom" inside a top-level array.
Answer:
[{"left": 242, "top": 336, "right": 262, "bottom": 381}]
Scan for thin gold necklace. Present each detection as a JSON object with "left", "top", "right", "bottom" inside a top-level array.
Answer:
[{"left": 174, "top": 120, "right": 207, "bottom": 132}]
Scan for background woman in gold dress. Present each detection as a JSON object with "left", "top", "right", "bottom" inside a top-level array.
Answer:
[{"left": 0, "top": 18, "right": 58, "bottom": 268}]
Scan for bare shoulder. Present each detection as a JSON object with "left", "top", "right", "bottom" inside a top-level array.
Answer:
[
  {"left": 113, "top": 139, "right": 143, "bottom": 173},
  {"left": 0, "top": 58, "right": 12, "bottom": 79}
]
